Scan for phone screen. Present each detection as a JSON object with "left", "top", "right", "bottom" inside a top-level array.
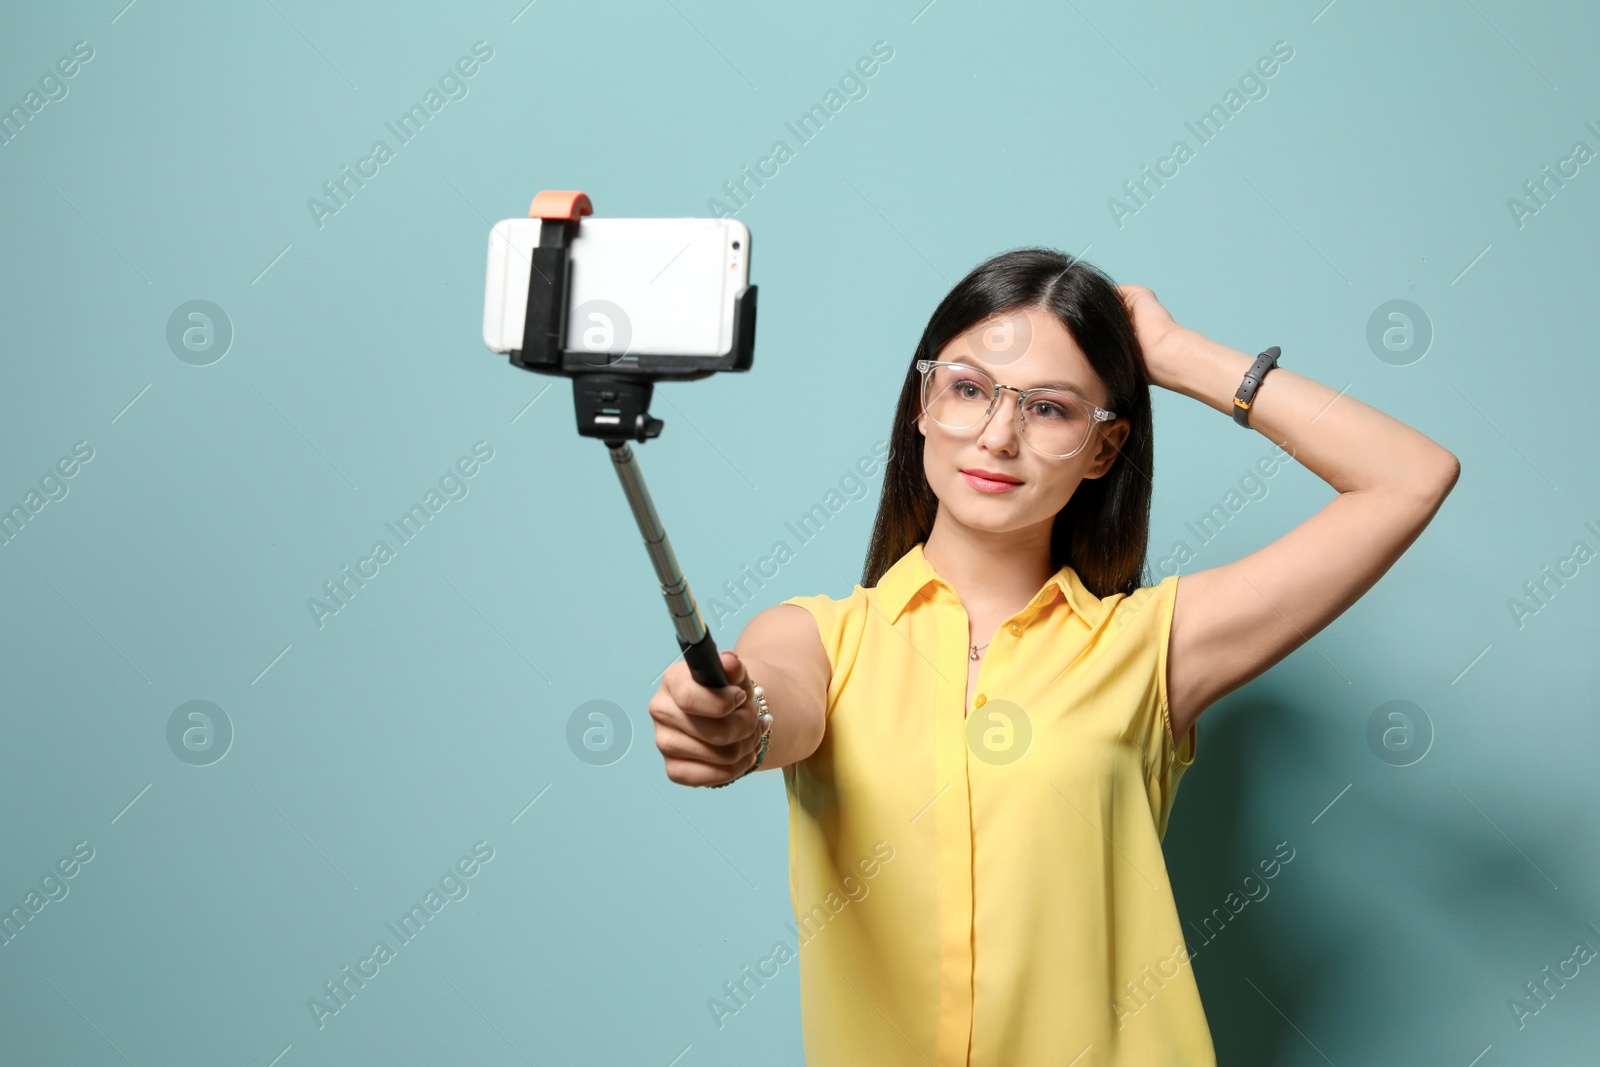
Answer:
[{"left": 483, "top": 217, "right": 749, "bottom": 358}]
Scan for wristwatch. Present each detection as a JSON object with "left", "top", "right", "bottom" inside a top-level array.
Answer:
[{"left": 1232, "top": 346, "right": 1281, "bottom": 428}]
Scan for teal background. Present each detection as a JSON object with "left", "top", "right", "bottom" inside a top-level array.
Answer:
[{"left": 2, "top": 0, "right": 1596, "bottom": 1064}]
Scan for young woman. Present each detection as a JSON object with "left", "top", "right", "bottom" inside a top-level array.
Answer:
[{"left": 648, "top": 249, "right": 1459, "bottom": 1065}]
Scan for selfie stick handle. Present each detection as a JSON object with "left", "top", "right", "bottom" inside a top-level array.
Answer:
[{"left": 606, "top": 440, "right": 729, "bottom": 691}]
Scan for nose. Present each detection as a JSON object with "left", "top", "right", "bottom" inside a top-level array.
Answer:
[{"left": 977, "top": 386, "right": 1023, "bottom": 451}]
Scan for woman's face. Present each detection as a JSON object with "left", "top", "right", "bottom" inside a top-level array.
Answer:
[{"left": 915, "top": 305, "right": 1131, "bottom": 537}]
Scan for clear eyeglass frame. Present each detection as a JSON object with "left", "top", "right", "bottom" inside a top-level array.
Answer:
[{"left": 915, "top": 358, "right": 1119, "bottom": 460}]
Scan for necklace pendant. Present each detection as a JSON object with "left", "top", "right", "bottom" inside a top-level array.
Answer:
[{"left": 970, "top": 645, "right": 980, "bottom": 660}]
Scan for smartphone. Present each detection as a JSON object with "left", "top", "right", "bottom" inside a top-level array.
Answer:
[{"left": 482, "top": 216, "right": 751, "bottom": 361}]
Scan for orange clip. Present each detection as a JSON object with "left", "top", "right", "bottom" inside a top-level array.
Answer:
[{"left": 528, "top": 190, "right": 593, "bottom": 221}]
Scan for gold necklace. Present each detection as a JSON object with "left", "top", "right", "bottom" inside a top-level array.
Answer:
[{"left": 969, "top": 642, "right": 989, "bottom": 661}]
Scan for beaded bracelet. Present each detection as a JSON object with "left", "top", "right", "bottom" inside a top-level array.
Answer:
[{"left": 708, "top": 684, "right": 772, "bottom": 789}]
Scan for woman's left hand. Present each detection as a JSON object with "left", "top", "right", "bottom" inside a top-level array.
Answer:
[{"left": 1116, "top": 284, "right": 1194, "bottom": 390}]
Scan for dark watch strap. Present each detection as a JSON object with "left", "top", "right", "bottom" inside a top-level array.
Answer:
[{"left": 1232, "top": 346, "right": 1281, "bottom": 428}]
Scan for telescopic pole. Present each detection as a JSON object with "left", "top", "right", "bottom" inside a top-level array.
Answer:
[{"left": 604, "top": 438, "right": 729, "bottom": 690}]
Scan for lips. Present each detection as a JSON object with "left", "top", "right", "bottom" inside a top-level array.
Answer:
[
  {"left": 960, "top": 469, "right": 1023, "bottom": 494},
  {"left": 961, "top": 468, "right": 1021, "bottom": 484}
]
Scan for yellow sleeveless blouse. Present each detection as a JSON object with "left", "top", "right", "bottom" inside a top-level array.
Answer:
[{"left": 779, "top": 541, "right": 1210, "bottom": 1065}]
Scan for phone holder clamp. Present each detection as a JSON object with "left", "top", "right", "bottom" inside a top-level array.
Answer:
[{"left": 508, "top": 189, "right": 756, "bottom": 446}]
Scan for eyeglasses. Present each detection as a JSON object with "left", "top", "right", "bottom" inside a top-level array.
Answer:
[{"left": 916, "top": 359, "right": 1118, "bottom": 459}]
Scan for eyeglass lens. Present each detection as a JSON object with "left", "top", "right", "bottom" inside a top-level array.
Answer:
[{"left": 923, "top": 363, "right": 1095, "bottom": 457}]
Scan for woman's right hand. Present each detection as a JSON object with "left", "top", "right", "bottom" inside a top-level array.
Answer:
[{"left": 648, "top": 650, "right": 762, "bottom": 787}]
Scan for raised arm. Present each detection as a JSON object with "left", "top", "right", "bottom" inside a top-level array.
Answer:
[{"left": 1117, "top": 286, "right": 1461, "bottom": 746}]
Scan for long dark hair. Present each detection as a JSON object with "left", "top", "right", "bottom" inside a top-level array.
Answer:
[{"left": 861, "top": 247, "right": 1154, "bottom": 599}]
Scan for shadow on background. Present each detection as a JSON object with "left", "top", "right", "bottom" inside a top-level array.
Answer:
[{"left": 1165, "top": 679, "right": 1591, "bottom": 1066}]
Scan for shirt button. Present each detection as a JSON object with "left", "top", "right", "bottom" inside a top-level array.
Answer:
[
  {"left": 1008, "top": 622, "right": 1022, "bottom": 635},
  {"left": 974, "top": 694, "right": 987, "bottom": 708}
]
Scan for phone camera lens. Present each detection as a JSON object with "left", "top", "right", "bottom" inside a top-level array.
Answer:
[{"left": 732, "top": 241, "right": 741, "bottom": 250}]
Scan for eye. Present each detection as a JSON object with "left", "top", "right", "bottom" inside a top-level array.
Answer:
[
  {"left": 952, "top": 378, "right": 988, "bottom": 400},
  {"left": 1028, "top": 396, "right": 1084, "bottom": 421}
]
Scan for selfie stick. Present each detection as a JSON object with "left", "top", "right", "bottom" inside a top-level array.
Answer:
[{"left": 504, "top": 190, "right": 758, "bottom": 693}]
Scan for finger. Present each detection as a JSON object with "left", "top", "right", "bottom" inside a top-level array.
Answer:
[
  {"left": 655, "top": 724, "right": 761, "bottom": 767},
  {"left": 706, "top": 650, "right": 752, "bottom": 715},
  {"left": 651, "top": 694, "right": 756, "bottom": 747},
  {"left": 662, "top": 753, "right": 756, "bottom": 788},
  {"left": 665, "top": 677, "right": 744, "bottom": 721},
  {"left": 686, "top": 705, "right": 757, "bottom": 748},
  {"left": 719, "top": 649, "right": 748, "bottom": 690},
  {"left": 719, "top": 650, "right": 762, "bottom": 721},
  {"left": 666, "top": 659, "right": 747, "bottom": 720}
]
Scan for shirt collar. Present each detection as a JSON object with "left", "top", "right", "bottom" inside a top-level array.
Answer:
[{"left": 874, "top": 541, "right": 1107, "bottom": 628}]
